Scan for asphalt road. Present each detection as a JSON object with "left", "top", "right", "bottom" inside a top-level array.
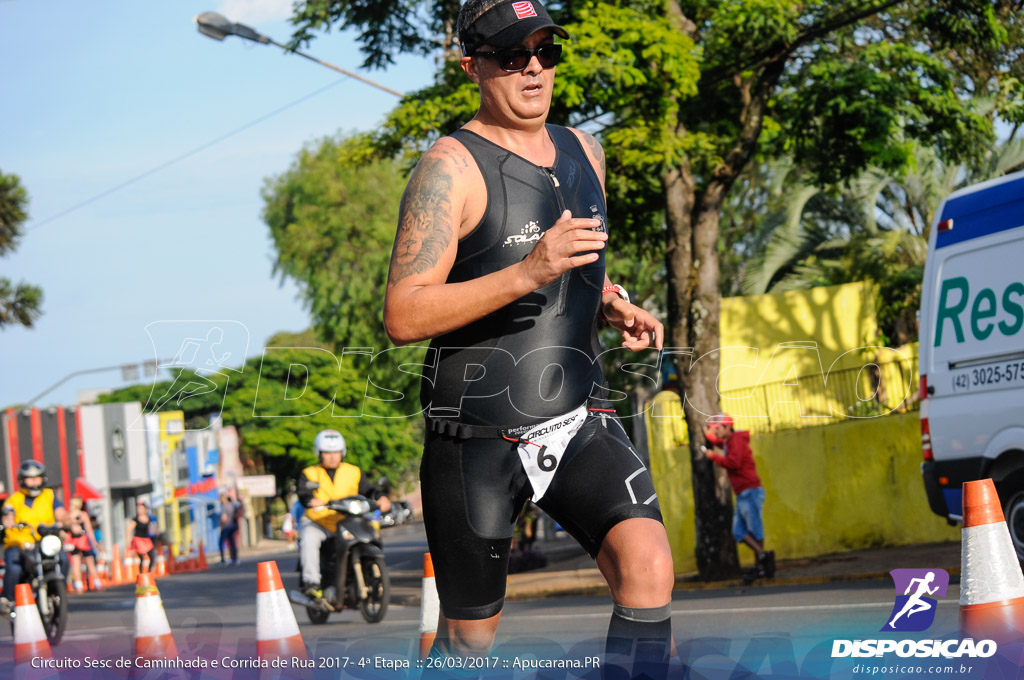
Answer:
[{"left": 1, "top": 525, "right": 989, "bottom": 679}]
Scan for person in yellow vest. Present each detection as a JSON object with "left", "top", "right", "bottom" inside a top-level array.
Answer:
[
  {"left": 1, "top": 461, "right": 68, "bottom": 615},
  {"left": 298, "top": 429, "right": 390, "bottom": 602}
]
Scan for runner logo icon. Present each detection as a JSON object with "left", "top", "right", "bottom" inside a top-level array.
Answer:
[{"left": 881, "top": 568, "right": 949, "bottom": 632}]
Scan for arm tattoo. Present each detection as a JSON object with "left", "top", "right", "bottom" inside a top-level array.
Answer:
[
  {"left": 389, "top": 156, "right": 454, "bottom": 284},
  {"left": 582, "top": 132, "right": 606, "bottom": 183}
]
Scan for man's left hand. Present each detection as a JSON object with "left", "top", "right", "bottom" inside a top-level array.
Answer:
[{"left": 602, "top": 298, "right": 664, "bottom": 350}]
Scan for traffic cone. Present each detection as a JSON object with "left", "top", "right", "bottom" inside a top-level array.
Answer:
[
  {"left": 419, "top": 552, "right": 440, "bottom": 659},
  {"left": 256, "top": 561, "right": 307, "bottom": 661},
  {"left": 134, "top": 573, "right": 178, "bottom": 660},
  {"left": 110, "top": 544, "right": 124, "bottom": 586},
  {"left": 197, "top": 541, "right": 208, "bottom": 571},
  {"left": 96, "top": 555, "right": 110, "bottom": 587},
  {"left": 165, "top": 546, "right": 175, "bottom": 575},
  {"left": 154, "top": 549, "right": 168, "bottom": 578},
  {"left": 125, "top": 551, "right": 138, "bottom": 583},
  {"left": 960, "top": 478, "right": 1024, "bottom": 644},
  {"left": 13, "top": 583, "right": 52, "bottom": 665},
  {"left": 186, "top": 542, "right": 198, "bottom": 572}
]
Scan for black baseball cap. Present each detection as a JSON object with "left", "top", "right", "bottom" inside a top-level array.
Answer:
[{"left": 460, "top": 0, "right": 569, "bottom": 56}]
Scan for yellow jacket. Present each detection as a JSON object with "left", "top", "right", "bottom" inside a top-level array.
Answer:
[
  {"left": 3, "top": 489, "right": 58, "bottom": 549},
  {"left": 302, "top": 463, "right": 362, "bottom": 532}
]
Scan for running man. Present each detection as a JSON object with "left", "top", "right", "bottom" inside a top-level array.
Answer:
[
  {"left": 383, "top": 0, "right": 674, "bottom": 674},
  {"left": 889, "top": 571, "right": 939, "bottom": 627}
]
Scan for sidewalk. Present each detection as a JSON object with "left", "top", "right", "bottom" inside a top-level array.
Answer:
[
  {"left": 502, "top": 539, "right": 962, "bottom": 601},
  {"left": 390, "top": 536, "right": 962, "bottom": 606}
]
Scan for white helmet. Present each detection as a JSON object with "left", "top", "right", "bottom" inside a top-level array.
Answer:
[{"left": 314, "top": 429, "right": 346, "bottom": 459}]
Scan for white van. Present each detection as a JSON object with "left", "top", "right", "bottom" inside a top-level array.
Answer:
[{"left": 919, "top": 169, "right": 1024, "bottom": 556}]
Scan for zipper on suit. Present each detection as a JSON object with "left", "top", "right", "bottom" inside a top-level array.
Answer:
[{"left": 543, "top": 167, "right": 571, "bottom": 316}]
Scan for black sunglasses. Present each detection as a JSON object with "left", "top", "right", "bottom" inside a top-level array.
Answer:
[{"left": 474, "top": 44, "right": 562, "bottom": 73}]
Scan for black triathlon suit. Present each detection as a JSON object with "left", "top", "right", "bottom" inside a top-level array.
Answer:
[{"left": 419, "top": 124, "right": 663, "bottom": 620}]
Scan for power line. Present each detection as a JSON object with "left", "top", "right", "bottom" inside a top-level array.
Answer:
[{"left": 27, "top": 78, "right": 349, "bottom": 233}]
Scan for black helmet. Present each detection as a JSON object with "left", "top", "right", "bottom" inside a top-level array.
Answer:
[{"left": 17, "top": 460, "right": 47, "bottom": 497}]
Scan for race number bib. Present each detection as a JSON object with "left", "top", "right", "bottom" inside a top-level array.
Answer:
[{"left": 513, "top": 404, "right": 587, "bottom": 502}]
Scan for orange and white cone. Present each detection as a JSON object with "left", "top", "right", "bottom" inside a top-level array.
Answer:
[
  {"left": 134, "top": 573, "right": 178, "bottom": 660},
  {"left": 197, "top": 541, "right": 208, "bottom": 571},
  {"left": 13, "top": 583, "right": 52, "bottom": 665},
  {"left": 154, "top": 549, "right": 168, "bottom": 578},
  {"left": 125, "top": 551, "right": 139, "bottom": 582},
  {"left": 96, "top": 555, "right": 110, "bottom": 587},
  {"left": 256, "top": 561, "right": 307, "bottom": 661},
  {"left": 418, "top": 552, "right": 440, "bottom": 659},
  {"left": 960, "top": 478, "right": 1024, "bottom": 644},
  {"left": 110, "top": 544, "right": 124, "bottom": 586}
]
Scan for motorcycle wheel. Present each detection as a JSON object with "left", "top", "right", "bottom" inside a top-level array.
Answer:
[
  {"left": 359, "top": 557, "right": 389, "bottom": 624},
  {"left": 306, "top": 606, "right": 329, "bottom": 625},
  {"left": 43, "top": 581, "right": 68, "bottom": 646}
]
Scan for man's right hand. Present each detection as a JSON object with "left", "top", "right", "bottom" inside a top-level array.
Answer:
[
  {"left": 2, "top": 513, "right": 13, "bottom": 530},
  {"left": 520, "top": 210, "right": 607, "bottom": 289}
]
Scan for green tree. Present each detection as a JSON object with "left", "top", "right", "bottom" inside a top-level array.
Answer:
[
  {"left": 102, "top": 347, "right": 422, "bottom": 488},
  {"left": 286, "top": 0, "right": 1019, "bottom": 579},
  {"left": 0, "top": 171, "right": 43, "bottom": 329},
  {"left": 744, "top": 136, "right": 1024, "bottom": 345},
  {"left": 263, "top": 137, "right": 410, "bottom": 353}
]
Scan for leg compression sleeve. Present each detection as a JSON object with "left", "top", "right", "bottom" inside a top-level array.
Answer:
[
  {"left": 419, "top": 638, "right": 482, "bottom": 680},
  {"left": 605, "top": 603, "right": 673, "bottom": 680}
]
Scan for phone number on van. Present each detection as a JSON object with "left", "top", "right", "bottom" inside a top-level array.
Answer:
[{"left": 951, "top": 360, "right": 1024, "bottom": 392}]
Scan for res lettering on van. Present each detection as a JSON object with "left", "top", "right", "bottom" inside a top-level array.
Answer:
[{"left": 935, "top": 276, "right": 1024, "bottom": 346}]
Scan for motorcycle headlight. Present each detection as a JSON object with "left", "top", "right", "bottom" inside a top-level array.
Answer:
[
  {"left": 40, "top": 535, "right": 62, "bottom": 557},
  {"left": 342, "top": 499, "right": 371, "bottom": 515}
]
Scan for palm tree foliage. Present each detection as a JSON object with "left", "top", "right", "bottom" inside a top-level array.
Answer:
[{"left": 739, "top": 135, "right": 1024, "bottom": 345}]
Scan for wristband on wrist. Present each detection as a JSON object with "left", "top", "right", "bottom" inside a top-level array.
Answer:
[{"left": 602, "top": 284, "right": 630, "bottom": 305}]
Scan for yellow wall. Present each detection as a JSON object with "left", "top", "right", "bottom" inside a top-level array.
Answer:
[
  {"left": 753, "top": 410, "right": 957, "bottom": 560},
  {"left": 646, "top": 390, "right": 696, "bottom": 572},
  {"left": 719, "top": 281, "right": 879, "bottom": 387},
  {"left": 711, "top": 282, "right": 894, "bottom": 431},
  {"left": 647, "top": 393, "right": 958, "bottom": 574}
]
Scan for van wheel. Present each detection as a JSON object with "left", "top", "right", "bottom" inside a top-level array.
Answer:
[{"left": 1002, "top": 489, "right": 1024, "bottom": 561}]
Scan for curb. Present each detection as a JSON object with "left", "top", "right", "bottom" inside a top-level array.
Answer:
[{"left": 390, "top": 565, "right": 965, "bottom": 608}]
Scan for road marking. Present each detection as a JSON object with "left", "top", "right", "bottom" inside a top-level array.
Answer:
[
  {"left": 506, "top": 600, "right": 956, "bottom": 621},
  {"left": 61, "top": 626, "right": 129, "bottom": 641}
]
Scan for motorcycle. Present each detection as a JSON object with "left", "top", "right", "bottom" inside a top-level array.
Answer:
[
  {"left": 3, "top": 522, "right": 69, "bottom": 644},
  {"left": 288, "top": 495, "right": 390, "bottom": 624}
]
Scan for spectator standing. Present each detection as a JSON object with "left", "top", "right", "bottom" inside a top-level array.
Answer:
[
  {"left": 700, "top": 413, "right": 775, "bottom": 580},
  {"left": 218, "top": 491, "right": 242, "bottom": 566}
]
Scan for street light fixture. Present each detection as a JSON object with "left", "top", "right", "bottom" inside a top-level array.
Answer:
[
  {"left": 27, "top": 359, "right": 176, "bottom": 406},
  {"left": 194, "top": 12, "right": 404, "bottom": 99}
]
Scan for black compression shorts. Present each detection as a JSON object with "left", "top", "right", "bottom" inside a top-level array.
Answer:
[{"left": 420, "top": 407, "right": 663, "bottom": 620}]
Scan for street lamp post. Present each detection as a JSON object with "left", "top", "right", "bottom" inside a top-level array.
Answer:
[
  {"left": 26, "top": 359, "right": 173, "bottom": 406},
  {"left": 194, "top": 12, "right": 404, "bottom": 99}
]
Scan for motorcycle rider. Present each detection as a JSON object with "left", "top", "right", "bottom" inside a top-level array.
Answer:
[
  {"left": 1, "top": 461, "right": 69, "bottom": 615},
  {"left": 297, "top": 429, "right": 391, "bottom": 603}
]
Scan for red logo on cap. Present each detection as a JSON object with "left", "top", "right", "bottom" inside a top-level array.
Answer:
[{"left": 512, "top": 1, "right": 538, "bottom": 19}]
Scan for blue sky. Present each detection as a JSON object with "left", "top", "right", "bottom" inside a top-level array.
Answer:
[{"left": 0, "top": 0, "right": 436, "bottom": 409}]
